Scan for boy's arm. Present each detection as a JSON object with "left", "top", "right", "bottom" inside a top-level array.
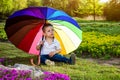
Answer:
[
  {"left": 54, "top": 49, "right": 61, "bottom": 53},
  {"left": 49, "top": 49, "right": 61, "bottom": 57}
]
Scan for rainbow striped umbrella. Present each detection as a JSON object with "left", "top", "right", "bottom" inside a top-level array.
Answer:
[{"left": 5, "top": 7, "right": 82, "bottom": 55}]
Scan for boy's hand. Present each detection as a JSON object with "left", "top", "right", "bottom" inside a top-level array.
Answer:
[
  {"left": 49, "top": 51, "right": 56, "bottom": 57},
  {"left": 49, "top": 49, "right": 61, "bottom": 57},
  {"left": 36, "top": 45, "right": 40, "bottom": 50},
  {"left": 36, "top": 41, "right": 44, "bottom": 50},
  {"left": 39, "top": 41, "right": 44, "bottom": 45}
]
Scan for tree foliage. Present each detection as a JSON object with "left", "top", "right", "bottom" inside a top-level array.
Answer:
[
  {"left": 103, "top": 0, "right": 120, "bottom": 21},
  {"left": 0, "top": 0, "right": 105, "bottom": 19},
  {"left": 42, "top": 0, "right": 68, "bottom": 11},
  {"left": 42, "top": 0, "right": 104, "bottom": 17},
  {"left": 13, "top": 0, "right": 27, "bottom": 10},
  {"left": 0, "top": 0, "right": 42, "bottom": 19},
  {"left": 0, "top": 0, "right": 13, "bottom": 18},
  {"left": 27, "top": 0, "right": 42, "bottom": 7},
  {"left": 74, "top": 0, "right": 104, "bottom": 17},
  {"left": 0, "top": 0, "right": 27, "bottom": 19}
]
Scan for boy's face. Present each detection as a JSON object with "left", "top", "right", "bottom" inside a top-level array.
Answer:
[{"left": 43, "top": 26, "right": 54, "bottom": 38}]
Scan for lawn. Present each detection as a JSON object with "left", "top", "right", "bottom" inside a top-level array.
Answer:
[{"left": 0, "top": 42, "right": 120, "bottom": 80}]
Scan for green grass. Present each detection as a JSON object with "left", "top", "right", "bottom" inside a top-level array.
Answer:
[
  {"left": 80, "top": 23, "right": 120, "bottom": 36},
  {"left": 0, "top": 42, "right": 120, "bottom": 80}
]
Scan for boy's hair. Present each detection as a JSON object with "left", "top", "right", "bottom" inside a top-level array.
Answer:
[{"left": 42, "top": 23, "right": 53, "bottom": 32}]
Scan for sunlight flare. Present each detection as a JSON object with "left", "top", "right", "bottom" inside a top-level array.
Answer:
[{"left": 100, "top": 0, "right": 109, "bottom": 3}]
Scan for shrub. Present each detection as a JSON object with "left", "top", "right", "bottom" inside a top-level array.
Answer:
[{"left": 75, "top": 32, "right": 120, "bottom": 58}]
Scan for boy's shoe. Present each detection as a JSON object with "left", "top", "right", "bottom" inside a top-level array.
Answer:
[
  {"left": 45, "top": 59, "right": 55, "bottom": 66},
  {"left": 69, "top": 53, "right": 76, "bottom": 65}
]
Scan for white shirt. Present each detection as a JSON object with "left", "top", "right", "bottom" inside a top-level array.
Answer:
[{"left": 37, "top": 38, "right": 61, "bottom": 55}]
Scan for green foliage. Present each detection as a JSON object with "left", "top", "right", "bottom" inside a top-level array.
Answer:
[
  {"left": 74, "top": 21, "right": 120, "bottom": 58},
  {"left": 42, "top": 0, "right": 68, "bottom": 11},
  {"left": 80, "top": 23, "right": 120, "bottom": 35},
  {"left": 42, "top": 0, "right": 104, "bottom": 17},
  {"left": 0, "top": 0, "right": 105, "bottom": 19},
  {"left": 0, "top": 0, "right": 42, "bottom": 19},
  {"left": 12, "top": 0, "right": 28, "bottom": 11},
  {"left": 0, "top": 22, "right": 7, "bottom": 40},
  {"left": 0, "top": 0, "right": 13, "bottom": 14},
  {"left": 76, "top": 32, "right": 120, "bottom": 58},
  {"left": 27, "top": 0, "right": 42, "bottom": 7},
  {"left": 0, "top": 29, "right": 7, "bottom": 40},
  {"left": 74, "top": 0, "right": 104, "bottom": 17},
  {"left": 0, "top": 0, "right": 13, "bottom": 19}
]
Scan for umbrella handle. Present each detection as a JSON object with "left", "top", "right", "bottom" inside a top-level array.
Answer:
[
  {"left": 30, "top": 35, "right": 44, "bottom": 66},
  {"left": 37, "top": 35, "right": 44, "bottom": 65},
  {"left": 37, "top": 55, "right": 40, "bottom": 65},
  {"left": 30, "top": 55, "right": 40, "bottom": 66}
]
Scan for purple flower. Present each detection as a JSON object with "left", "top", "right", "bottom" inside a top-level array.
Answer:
[
  {"left": 43, "top": 71, "right": 70, "bottom": 80},
  {"left": 19, "top": 70, "right": 31, "bottom": 77},
  {"left": 4, "top": 74, "right": 17, "bottom": 80},
  {"left": 0, "top": 58, "right": 5, "bottom": 62},
  {"left": 10, "top": 69, "right": 18, "bottom": 75},
  {"left": 3, "top": 69, "right": 9, "bottom": 74},
  {"left": 0, "top": 78, "right": 4, "bottom": 80},
  {"left": 0, "top": 67, "right": 70, "bottom": 80},
  {"left": 26, "top": 78, "right": 32, "bottom": 80}
]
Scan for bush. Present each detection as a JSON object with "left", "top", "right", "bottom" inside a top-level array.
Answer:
[
  {"left": 75, "top": 32, "right": 120, "bottom": 58},
  {"left": 0, "top": 22, "right": 7, "bottom": 41}
]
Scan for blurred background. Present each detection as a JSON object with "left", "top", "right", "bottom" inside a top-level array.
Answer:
[{"left": 0, "top": 0, "right": 120, "bottom": 21}]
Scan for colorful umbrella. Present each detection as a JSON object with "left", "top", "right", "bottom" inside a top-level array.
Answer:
[{"left": 5, "top": 7, "right": 82, "bottom": 55}]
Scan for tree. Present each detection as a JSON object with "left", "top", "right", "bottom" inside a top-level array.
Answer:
[
  {"left": 42, "top": 0, "right": 68, "bottom": 11},
  {"left": 36, "top": 0, "right": 104, "bottom": 18},
  {"left": 27, "top": 0, "right": 42, "bottom": 7},
  {"left": 0, "top": 0, "right": 13, "bottom": 19},
  {"left": 66, "top": 0, "right": 80, "bottom": 16},
  {"left": 103, "top": 0, "right": 120, "bottom": 21},
  {"left": 74, "top": 0, "right": 104, "bottom": 18},
  {"left": 12, "top": 0, "right": 28, "bottom": 11}
]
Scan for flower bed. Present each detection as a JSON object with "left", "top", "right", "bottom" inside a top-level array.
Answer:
[
  {"left": 0, "top": 67, "right": 32, "bottom": 80},
  {"left": 0, "top": 65, "right": 70, "bottom": 80},
  {"left": 43, "top": 71, "right": 70, "bottom": 80},
  {"left": 76, "top": 31, "right": 120, "bottom": 58}
]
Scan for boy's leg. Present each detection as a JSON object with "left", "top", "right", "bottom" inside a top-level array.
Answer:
[
  {"left": 40, "top": 55, "right": 49, "bottom": 64},
  {"left": 50, "top": 53, "right": 70, "bottom": 63},
  {"left": 41, "top": 55, "right": 55, "bottom": 65}
]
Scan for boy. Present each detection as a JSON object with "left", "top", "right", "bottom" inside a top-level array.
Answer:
[{"left": 36, "top": 23, "right": 75, "bottom": 65}]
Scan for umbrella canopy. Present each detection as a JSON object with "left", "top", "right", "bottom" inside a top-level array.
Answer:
[{"left": 5, "top": 7, "right": 82, "bottom": 55}]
